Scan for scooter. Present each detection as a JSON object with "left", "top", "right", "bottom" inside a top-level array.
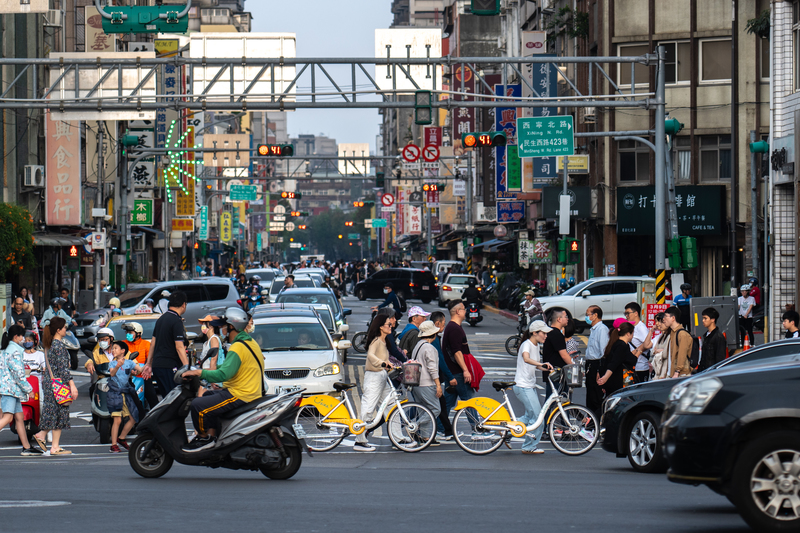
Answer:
[
  {"left": 466, "top": 300, "right": 483, "bottom": 327},
  {"left": 64, "top": 327, "right": 82, "bottom": 371},
  {"left": 89, "top": 351, "right": 143, "bottom": 444},
  {"left": 10, "top": 365, "right": 42, "bottom": 442},
  {"left": 128, "top": 350, "right": 309, "bottom": 480}
]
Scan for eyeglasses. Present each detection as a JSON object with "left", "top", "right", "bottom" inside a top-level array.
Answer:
[{"left": 624, "top": 311, "right": 633, "bottom": 316}]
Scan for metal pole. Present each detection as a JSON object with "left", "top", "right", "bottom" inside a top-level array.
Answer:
[
  {"left": 466, "top": 151, "right": 473, "bottom": 231},
  {"left": 562, "top": 155, "right": 569, "bottom": 196},
  {"left": 426, "top": 204, "right": 432, "bottom": 258},
  {"left": 750, "top": 131, "right": 758, "bottom": 284},
  {"left": 165, "top": 183, "right": 171, "bottom": 282},
  {"left": 665, "top": 135, "right": 679, "bottom": 240},
  {"left": 654, "top": 45, "right": 667, "bottom": 270},
  {"left": 730, "top": 0, "right": 738, "bottom": 293},
  {"left": 120, "top": 131, "right": 128, "bottom": 291},
  {"left": 94, "top": 122, "right": 103, "bottom": 308}
]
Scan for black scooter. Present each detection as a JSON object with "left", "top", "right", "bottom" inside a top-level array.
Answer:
[
  {"left": 466, "top": 300, "right": 483, "bottom": 327},
  {"left": 128, "top": 349, "right": 310, "bottom": 480}
]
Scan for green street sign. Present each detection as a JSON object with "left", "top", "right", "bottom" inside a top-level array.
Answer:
[
  {"left": 229, "top": 185, "right": 258, "bottom": 202},
  {"left": 371, "top": 218, "right": 388, "bottom": 228},
  {"left": 101, "top": 6, "right": 189, "bottom": 35},
  {"left": 257, "top": 233, "right": 263, "bottom": 252},
  {"left": 131, "top": 199, "right": 153, "bottom": 226},
  {"left": 516, "top": 115, "right": 575, "bottom": 158},
  {"left": 348, "top": 233, "right": 360, "bottom": 240},
  {"left": 199, "top": 206, "right": 209, "bottom": 240}
]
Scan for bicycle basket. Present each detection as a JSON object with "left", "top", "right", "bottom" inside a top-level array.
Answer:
[
  {"left": 401, "top": 360, "right": 422, "bottom": 387},
  {"left": 564, "top": 363, "right": 584, "bottom": 388}
]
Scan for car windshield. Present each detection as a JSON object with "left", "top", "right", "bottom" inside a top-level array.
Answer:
[
  {"left": 447, "top": 276, "right": 474, "bottom": 285},
  {"left": 117, "top": 289, "right": 152, "bottom": 308},
  {"left": 247, "top": 269, "right": 275, "bottom": 282},
  {"left": 252, "top": 322, "right": 332, "bottom": 352},
  {"left": 560, "top": 280, "right": 595, "bottom": 296},
  {"left": 107, "top": 318, "right": 158, "bottom": 340},
  {"left": 276, "top": 292, "right": 339, "bottom": 316},
  {"left": 270, "top": 278, "right": 316, "bottom": 296}
]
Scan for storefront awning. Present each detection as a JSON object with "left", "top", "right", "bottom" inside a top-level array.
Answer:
[
  {"left": 472, "top": 238, "right": 514, "bottom": 253},
  {"left": 33, "top": 234, "right": 87, "bottom": 247}
]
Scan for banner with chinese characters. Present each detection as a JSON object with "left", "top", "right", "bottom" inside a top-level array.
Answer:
[
  {"left": 198, "top": 206, "right": 209, "bottom": 240},
  {"left": 616, "top": 185, "right": 724, "bottom": 235},
  {"left": 530, "top": 239, "right": 554, "bottom": 264},
  {"left": 518, "top": 239, "right": 532, "bottom": 269},
  {"left": 494, "top": 84, "right": 521, "bottom": 197},
  {"left": 84, "top": 7, "right": 115, "bottom": 52},
  {"left": 408, "top": 204, "right": 422, "bottom": 235},
  {"left": 45, "top": 116, "right": 81, "bottom": 226},
  {"left": 220, "top": 212, "right": 232, "bottom": 243},
  {"left": 172, "top": 218, "right": 195, "bottom": 232},
  {"left": 452, "top": 66, "right": 475, "bottom": 152}
]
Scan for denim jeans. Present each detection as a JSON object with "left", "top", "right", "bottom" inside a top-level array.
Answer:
[
  {"left": 444, "top": 372, "right": 474, "bottom": 414},
  {"left": 512, "top": 385, "right": 544, "bottom": 451}
]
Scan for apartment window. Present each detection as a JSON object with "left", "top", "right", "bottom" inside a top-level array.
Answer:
[
  {"left": 618, "top": 44, "right": 649, "bottom": 86},
  {"left": 700, "top": 39, "right": 732, "bottom": 82},
  {"left": 662, "top": 41, "right": 691, "bottom": 84},
  {"left": 672, "top": 136, "right": 691, "bottom": 182},
  {"left": 618, "top": 140, "right": 650, "bottom": 182},
  {"left": 761, "top": 37, "right": 770, "bottom": 81},
  {"left": 699, "top": 135, "right": 731, "bottom": 181}
]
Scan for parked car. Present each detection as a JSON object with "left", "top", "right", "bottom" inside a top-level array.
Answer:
[
  {"left": 537, "top": 276, "right": 656, "bottom": 331},
  {"left": 662, "top": 352, "right": 800, "bottom": 532},
  {"left": 274, "top": 288, "right": 351, "bottom": 333},
  {"left": 437, "top": 274, "right": 481, "bottom": 307},
  {"left": 251, "top": 312, "right": 351, "bottom": 395},
  {"left": 268, "top": 275, "right": 319, "bottom": 302},
  {"left": 601, "top": 339, "right": 800, "bottom": 474},
  {"left": 354, "top": 268, "right": 436, "bottom": 303}
]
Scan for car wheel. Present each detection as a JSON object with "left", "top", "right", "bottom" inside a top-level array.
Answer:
[
  {"left": 421, "top": 298, "right": 432, "bottom": 304},
  {"left": 626, "top": 411, "right": 667, "bottom": 473},
  {"left": 356, "top": 289, "right": 366, "bottom": 301},
  {"left": 730, "top": 431, "right": 800, "bottom": 532},
  {"left": 438, "top": 299, "right": 445, "bottom": 307},
  {"left": 70, "top": 350, "right": 79, "bottom": 371}
]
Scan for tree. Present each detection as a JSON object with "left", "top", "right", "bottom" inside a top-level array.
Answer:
[{"left": 0, "top": 204, "right": 36, "bottom": 282}]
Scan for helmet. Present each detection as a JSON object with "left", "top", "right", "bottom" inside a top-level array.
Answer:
[
  {"left": 96, "top": 327, "right": 114, "bottom": 339},
  {"left": 680, "top": 283, "right": 691, "bottom": 291},
  {"left": 122, "top": 322, "right": 143, "bottom": 334},
  {"left": 468, "top": 277, "right": 477, "bottom": 286},
  {"left": 749, "top": 277, "right": 758, "bottom": 286},
  {"left": 568, "top": 277, "right": 576, "bottom": 287},
  {"left": 144, "top": 298, "right": 155, "bottom": 305},
  {"left": 740, "top": 284, "right": 751, "bottom": 292},
  {"left": 249, "top": 275, "right": 261, "bottom": 283},
  {"left": 224, "top": 307, "right": 250, "bottom": 332},
  {"left": 160, "top": 289, "right": 171, "bottom": 298},
  {"left": 112, "top": 308, "right": 122, "bottom": 315},
  {"left": 559, "top": 278, "right": 568, "bottom": 289},
  {"left": 50, "top": 297, "right": 64, "bottom": 308},
  {"left": 109, "top": 297, "right": 121, "bottom": 308}
]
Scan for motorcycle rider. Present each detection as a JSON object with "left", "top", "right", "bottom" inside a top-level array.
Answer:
[
  {"left": 181, "top": 308, "right": 264, "bottom": 452},
  {"left": 370, "top": 282, "right": 401, "bottom": 316},
  {"left": 521, "top": 289, "right": 543, "bottom": 323},
  {"left": 462, "top": 278, "right": 481, "bottom": 307},
  {"left": 156, "top": 290, "right": 171, "bottom": 314},
  {"left": 41, "top": 298, "right": 76, "bottom": 328},
  {"left": 84, "top": 328, "right": 115, "bottom": 374}
]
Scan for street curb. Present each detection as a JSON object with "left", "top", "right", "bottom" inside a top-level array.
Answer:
[{"left": 483, "top": 304, "right": 518, "bottom": 321}]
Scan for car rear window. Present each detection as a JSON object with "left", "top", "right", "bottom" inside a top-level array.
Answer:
[
  {"left": 117, "top": 289, "right": 151, "bottom": 308},
  {"left": 205, "top": 284, "right": 231, "bottom": 301},
  {"left": 446, "top": 276, "right": 473, "bottom": 285}
]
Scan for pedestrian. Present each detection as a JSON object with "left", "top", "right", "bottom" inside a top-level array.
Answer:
[
  {"left": 597, "top": 322, "right": 638, "bottom": 396},
  {"left": 583, "top": 305, "right": 609, "bottom": 417},
  {"left": 782, "top": 310, "right": 800, "bottom": 338},
  {"left": 353, "top": 313, "right": 394, "bottom": 452},
  {"left": 376, "top": 307, "right": 407, "bottom": 362},
  {"left": 398, "top": 306, "right": 431, "bottom": 355},
  {"left": 142, "top": 291, "right": 189, "bottom": 397},
  {"left": 409, "top": 320, "right": 443, "bottom": 446},
  {"left": 625, "top": 302, "right": 654, "bottom": 383},
  {"left": 429, "top": 311, "right": 455, "bottom": 440},
  {"left": 33, "top": 317, "right": 77, "bottom": 455},
  {"left": 513, "top": 320, "right": 555, "bottom": 455},
  {"left": 650, "top": 313, "right": 672, "bottom": 380},
  {"left": 442, "top": 300, "right": 475, "bottom": 412},
  {"left": 673, "top": 283, "right": 692, "bottom": 328},
  {"left": 8, "top": 297, "right": 33, "bottom": 331},
  {"left": 59, "top": 288, "right": 77, "bottom": 319},
  {"left": 663, "top": 307, "right": 693, "bottom": 378},
  {"left": 699, "top": 307, "right": 727, "bottom": 371},
  {"left": 0, "top": 324, "right": 43, "bottom": 456},
  {"left": 22, "top": 331, "right": 45, "bottom": 377},
  {"left": 19, "top": 286, "right": 34, "bottom": 314},
  {"left": 541, "top": 309, "right": 572, "bottom": 398},
  {"left": 738, "top": 284, "right": 756, "bottom": 347},
  {"left": 108, "top": 341, "right": 141, "bottom": 453}
]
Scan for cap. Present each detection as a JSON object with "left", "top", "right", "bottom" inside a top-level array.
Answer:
[
  {"left": 612, "top": 317, "right": 632, "bottom": 329},
  {"left": 209, "top": 318, "right": 228, "bottom": 328},
  {"left": 122, "top": 322, "right": 143, "bottom": 334},
  {"left": 524, "top": 289, "right": 536, "bottom": 297},
  {"left": 418, "top": 320, "right": 440, "bottom": 337},
  {"left": 408, "top": 306, "right": 431, "bottom": 318},
  {"left": 199, "top": 314, "right": 219, "bottom": 323},
  {"left": 96, "top": 327, "right": 114, "bottom": 338},
  {"left": 528, "top": 320, "right": 553, "bottom": 334}
]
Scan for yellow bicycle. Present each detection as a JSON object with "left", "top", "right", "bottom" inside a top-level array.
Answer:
[{"left": 453, "top": 368, "right": 599, "bottom": 456}]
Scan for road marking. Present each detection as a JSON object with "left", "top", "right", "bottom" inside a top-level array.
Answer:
[
  {"left": 474, "top": 332, "right": 489, "bottom": 335},
  {"left": 0, "top": 501, "right": 72, "bottom": 508}
]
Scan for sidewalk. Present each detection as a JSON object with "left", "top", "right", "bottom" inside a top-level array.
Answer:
[{"left": 483, "top": 303, "right": 518, "bottom": 321}]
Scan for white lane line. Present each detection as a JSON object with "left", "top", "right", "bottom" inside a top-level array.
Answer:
[
  {"left": 474, "top": 333, "right": 489, "bottom": 335},
  {"left": 0, "top": 501, "right": 72, "bottom": 508}
]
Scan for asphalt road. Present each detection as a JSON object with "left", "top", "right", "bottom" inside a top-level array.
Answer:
[{"left": 0, "top": 295, "right": 749, "bottom": 532}]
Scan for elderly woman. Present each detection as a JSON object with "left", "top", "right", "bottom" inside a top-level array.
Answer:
[{"left": 409, "top": 320, "right": 443, "bottom": 446}]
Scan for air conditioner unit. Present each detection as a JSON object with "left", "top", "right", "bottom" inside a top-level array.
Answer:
[
  {"left": 582, "top": 107, "right": 597, "bottom": 124},
  {"left": 44, "top": 9, "right": 63, "bottom": 28},
  {"left": 24, "top": 165, "right": 44, "bottom": 187}
]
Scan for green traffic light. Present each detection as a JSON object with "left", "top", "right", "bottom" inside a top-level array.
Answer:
[
  {"left": 665, "top": 118, "right": 684, "bottom": 136},
  {"left": 749, "top": 140, "right": 769, "bottom": 154}
]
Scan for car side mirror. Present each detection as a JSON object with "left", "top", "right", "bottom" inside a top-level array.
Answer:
[
  {"left": 332, "top": 333, "right": 343, "bottom": 341},
  {"left": 581, "top": 290, "right": 591, "bottom": 298},
  {"left": 338, "top": 324, "right": 350, "bottom": 333},
  {"left": 343, "top": 308, "right": 352, "bottom": 316},
  {"left": 337, "top": 340, "right": 352, "bottom": 350},
  {"left": 261, "top": 289, "right": 268, "bottom": 295}
]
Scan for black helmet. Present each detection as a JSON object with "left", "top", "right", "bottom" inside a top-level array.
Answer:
[
  {"left": 468, "top": 277, "right": 477, "bottom": 286},
  {"left": 680, "top": 283, "right": 691, "bottom": 291},
  {"left": 749, "top": 277, "right": 758, "bottom": 286},
  {"left": 384, "top": 282, "right": 394, "bottom": 289},
  {"left": 50, "top": 297, "right": 64, "bottom": 308}
]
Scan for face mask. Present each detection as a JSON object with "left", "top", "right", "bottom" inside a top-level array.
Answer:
[
  {"left": 200, "top": 325, "right": 208, "bottom": 334},
  {"left": 246, "top": 323, "right": 255, "bottom": 334},
  {"left": 383, "top": 289, "right": 390, "bottom": 294},
  {"left": 99, "top": 340, "right": 110, "bottom": 350},
  {"left": 584, "top": 315, "right": 593, "bottom": 325},
  {"left": 126, "top": 333, "right": 135, "bottom": 342},
  {"left": 23, "top": 342, "right": 34, "bottom": 349}
]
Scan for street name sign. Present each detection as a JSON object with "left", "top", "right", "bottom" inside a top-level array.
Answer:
[
  {"left": 229, "top": 184, "right": 258, "bottom": 202},
  {"left": 516, "top": 115, "right": 574, "bottom": 158}
]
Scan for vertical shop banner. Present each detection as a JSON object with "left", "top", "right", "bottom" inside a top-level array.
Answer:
[
  {"left": 155, "top": 40, "right": 180, "bottom": 189},
  {"left": 408, "top": 205, "right": 422, "bottom": 235},
  {"left": 84, "top": 7, "right": 115, "bottom": 52},
  {"left": 396, "top": 188, "right": 406, "bottom": 235},
  {"left": 452, "top": 66, "right": 475, "bottom": 152},
  {"left": 423, "top": 126, "right": 442, "bottom": 147},
  {"left": 531, "top": 55, "right": 559, "bottom": 184},
  {"left": 45, "top": 116, "right": 81, "bottom": 226},
  {"left": 518, "top": 239, "right": 532, "bottom": 269},
  {"left": 495, "top": 84, "right": 521, "bottom": 197},
  {"left": 128, "top": 129, "right": 155, "bottom": 197},
  {"left": 176, "top": 108, "right": 197, "bottom": 217},
  {"left": 198, "top": 206, "right": 209, "bottom": 240},
  {"left": 220, "top": 212, "right": 232, "bottom": 243}
]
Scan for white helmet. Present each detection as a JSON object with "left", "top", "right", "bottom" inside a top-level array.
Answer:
[
  {"left": 97, "top": 327, "right": 114, "bottom": 339},
  {"left": 224, "top": 307, "right": 250, "bottom": 332},
  {"left": 740, "top": 284, "right": 751, "bottom": 292}
]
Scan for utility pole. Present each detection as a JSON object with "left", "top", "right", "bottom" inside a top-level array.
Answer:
[
  {"left": 94, "top": 122, "right": 104, "bottom": 308},
  {"left": 654, "top": 46, "right": 667, "bottom": 270},
  {"left": 120, "top": 130, "right": 129, "bottom": 292},
  {"left": 750, "top": 131, "right": 759, "bottom": 282},
  {"left": 730, "top": 0, "right": 739, "bottom": 293}
]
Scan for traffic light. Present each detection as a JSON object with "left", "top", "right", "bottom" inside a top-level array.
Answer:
[
  {"left": 257, "top": 144, "right": 294, "bottom": 157},
  {"left": 298, "top": 225, "right": 307, "bottom": 230},
  {"left": 750, "top": 140, "right": 769, "bottom": 153},
  {"left": 345, "top": 221, "right": 354, "bottom": 227},
  {"left": 415, "top": 90, "right": 432, "bottom": 125},
  {"left": 471, "top": 0, "right": 500, "bottom": 16},
  {"left": 289, "top": 211, "right": 306, "bottom": 217},
  {"left": 338, "top": 234, "right": 343, "bottom": 239},
  {"left": 376, "top": 171, "right": 385, "bottom": 188},
  {"left": 232, "top": 206, "right": 240, "bottom": 220},
  {"left": 422, "top": 183, "right": 440, "bottom": 192},
  {"left": 194, "top": 242, "right": 199, "bottom": 249},
  {"left": 462, "top": 132, "right": 507, "bottom": 148},
  {"left": 667, "top": 237, "right": 682, "bottom": 270},
  {"left": 557, "top": 238, "right": 567, "bottom": 264},
  {"left": 280, "top": 192, "right": 302, "bottom": 200},
  {"left": 664, "top": 117, "right": 684, "bottom": 136},
  {"left": 364, "top": 200, "right": 375, "bottom": 207},
  {"left": 681, "top": 236, "right": 698, "bottom": 269},
  {"left": 568, "top": 239, "right": 580, "bottom": 265},
  {"left": 353, "top": 201, "right": 364, "bottom": 208}
]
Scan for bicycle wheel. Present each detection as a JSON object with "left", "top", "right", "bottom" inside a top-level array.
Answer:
[
  {"left": 548, "top": 404, "right": 599, "bottom": 456},
  {"left": 452, "top": 408, "right": 506, "bottom": 455},
  {"left": 505, "top": 335, "right": 521, "bottom": 356},
  {"left": 351, "top": 332, "right": 368, "bottom": 354},
  {"left": 387, "top": 402, "right": 436, "bottom": 453},
  {"left": 294, "top": 405, "right": 348, "bottom": 452}
]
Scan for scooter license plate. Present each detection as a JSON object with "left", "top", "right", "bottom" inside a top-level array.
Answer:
[
  {"left": 75, "top": 328, "right": 84, "bottom": 336},
  {"left": 422, "top": 286, "right": 429, "bottom": 290},
  {"left": 292, "top": 423, "right": 308, "bottom": 439},
  {"left": 469, "top": 312, "right": 479, "bottom": 317}
]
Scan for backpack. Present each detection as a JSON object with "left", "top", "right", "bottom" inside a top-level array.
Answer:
[
  {"left": 679, "top": 329, "right": 701, "bottom": 370},
  {"left": 396, "top": 293, "right": 407, "bottom": 313}
]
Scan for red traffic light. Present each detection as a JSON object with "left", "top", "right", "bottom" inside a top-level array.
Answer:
[
  {"left": 570, "top": 240, "right": 579, "bottom": 252},
  {"left": 281, "top": 192, "right": 301, "bottom": 199},
  {"left": 69, "top": 245, "right": 78, "bottom": 257},
  {"left": 422, "top": 184, "right": 439, "bottom": 192},
  {"left": 290, "top": 211, "right": 302, "bottom": 217},
  {"left": 298, "top": 225, "right": 307, "bottom": 230},
  {"left": 345, "top": 221, "right": 353, "bottom": 227},
  {"left": 194, "top": 242, "right": 199, "bottom": 249},
  {"left": 353, "top": 201, "right": 364, "bottom": 207},
  {"left": 463, "top": 134, "right": 477, "bottom": 148},
  {"left": 257, "top": 144, "right": 294, "bottom": 157}
]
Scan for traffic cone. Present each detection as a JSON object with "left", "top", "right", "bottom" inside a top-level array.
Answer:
[{"left": 743, "top": 334, "right": 751, "bottom": 351}]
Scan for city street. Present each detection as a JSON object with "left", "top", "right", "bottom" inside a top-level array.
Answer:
[{"left": 0, "top": 296, "right": 748, "bottom": 532}]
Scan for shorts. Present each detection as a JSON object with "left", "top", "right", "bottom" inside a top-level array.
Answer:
[
  {"left": 1, "top": 395, "right": 23, "bottom": 414},
  {"left": 111, "top": 396, "right": 131, "bottom": 418}
]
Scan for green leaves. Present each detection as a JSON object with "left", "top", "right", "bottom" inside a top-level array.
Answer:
[{"left": 0, "top": 203, "right": 37, "bottom": 282}]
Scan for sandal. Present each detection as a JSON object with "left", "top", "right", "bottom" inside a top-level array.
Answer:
[
  {"left": 50, "top": 448, "right": 72, "bottom": 455},
  {"left": 34, "top": 436, "right": 48, "bottom": 452}
]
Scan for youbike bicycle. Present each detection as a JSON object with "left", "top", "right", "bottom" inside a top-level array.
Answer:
[
  {"left": 452, "top": 368, "right": 599, "bottom": 456},
  {"left": 293, "top": 365, "right": 436, "bottom": 453}
]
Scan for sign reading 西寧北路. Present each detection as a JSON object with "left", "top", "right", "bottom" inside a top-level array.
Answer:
[{"left": 517, "top": 116, "right": 575, "bottom": 158}]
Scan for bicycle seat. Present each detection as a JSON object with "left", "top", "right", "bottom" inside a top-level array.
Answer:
[
  {"left": 333, "top": 382, "right": 356, "bottom": 392},
  {"left": 492, "top": 381, "right": 516, "bottom": 391}
]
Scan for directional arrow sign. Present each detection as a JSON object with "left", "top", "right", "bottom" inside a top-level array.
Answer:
[
  {"left": 516, "top": 115, "right": 574, "bottom": 158},
  {"left": 422, "top": 144, "right": 440, "bottom": 162},
  {"left": 402, "top": 143, "right": 421, "bottom": 162},
  {"left": 381, "top": 193, "right": 395, "bottom": 207}
]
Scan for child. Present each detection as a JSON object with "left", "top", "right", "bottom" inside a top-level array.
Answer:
[
  {"left": 21, "top": 331, "right": 45, "bottom": 377},
  {"left": 108, "top": 341, "right": 141, "bottom": 453}
]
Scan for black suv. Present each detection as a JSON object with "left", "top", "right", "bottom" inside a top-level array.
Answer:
[
  {"left": 600, "top": 339, "right": 800, "bottom": 474},
  {"left": 354, "top": 268, "right": 436, "bottom": 303},
  {"left": 662, "top": 352, "right": 800, "bottom": 532}
]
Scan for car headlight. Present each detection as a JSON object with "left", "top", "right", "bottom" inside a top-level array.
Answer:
[
  {"left": 90, "top": 317, "right": 106, "bottom": 327},
  {"left": 603, "top": 395, "right": 622, "bottom": 414},
  {"left": 313, "top": 362, "right": 341, "bottom": 378},
  {"left": 668, "top": 381, "right": 690, "bottom": 403},
  {"left": 675, "top": 378, "right": 723, "bottom": 414}
]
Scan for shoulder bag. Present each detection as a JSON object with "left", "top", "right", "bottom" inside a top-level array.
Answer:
[
  {"left": 235, "top": 341, "right": 266, "bottom": 397},
  {"left": 45, "top": 347, "right": 73, "bottom": 406}
]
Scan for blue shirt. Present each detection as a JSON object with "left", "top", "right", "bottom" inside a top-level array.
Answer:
[
  {"left": 109, "top": 359, "right": 136, "bottom": 388},
  {"left": 397, "top": 323, "right": 418, "bottom": 342},
  {"left": 378, "top": 291, "right": 400, "bottom": 310},
  {"left": 586, "top": 321, "right": 610, "bottom": 361},
  {"left": 674, "top": 293, "right": 691, "bottom": 307},
  {"left": 431, "top": 336, "right": 455, "bottom": 382}
]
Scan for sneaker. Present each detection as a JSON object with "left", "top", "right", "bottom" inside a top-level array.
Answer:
[
  {"left": 21, "top": 447, "right": 43, "bottom": 456},
  {"left": 429, "top": 439, "right": 441, "bottom": 447},
  {"left": 470, "top": 432, "right": 491, "bottom": 441},
  {"left": 522, "top": 448, "right": 545, "bottom": 455},
  {"left": 109, "top": 445, "right": 121, "bottom": 453},
  {"left": 182, "top": 435, "right": 217, "bottom": 453},
  {"left": 117, "top": 438, "right": 130, "bottom": 450},
  {"left": 442, "top": 434, "right": 454, "bottom": 441},
  {"left": 353, "top": 442, "right": 376, "bottom": 452}
]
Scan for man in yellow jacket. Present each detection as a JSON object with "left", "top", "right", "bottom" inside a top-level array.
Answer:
[{"left": 182, "top": 307, "right": 264, "bottom": 453}]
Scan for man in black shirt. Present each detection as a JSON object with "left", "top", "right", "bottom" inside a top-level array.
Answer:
[
  {"left": 59, "top": 288, "right": 77, "bottom": 318},
  {"left": 699, "top": 307, "right": 727, "bottom": 371},
  {"left": 542, "top": 309, "right": 572, "bottom": 398},
  {"left": 442, "top": 300, "right": 474, "bottom": 419},
  {"left": 783, "top": 310, "right": 800, "bottom": 339},
  {"left": 142, "top": 291, "right": 188, "bottom": 397},
  {"left": 8, "top": 297, "right": 32, "bottom": 330}
]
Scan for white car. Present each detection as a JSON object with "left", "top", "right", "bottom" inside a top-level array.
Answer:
[
  {"left": 437, "top": 273, "right": 481, "bottom": 306},
  {"left": 251, "top": 313, "right": 351, "bottom": 395},
  {"left": 268, "top": 274, "right": 318, "bottom": 302}
]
